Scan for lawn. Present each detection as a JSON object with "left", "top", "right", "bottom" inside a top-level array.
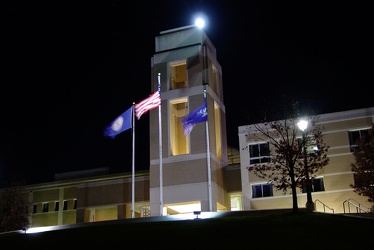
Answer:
[{"left": 1, "top": 212, "right": 372, "bottom": 249}]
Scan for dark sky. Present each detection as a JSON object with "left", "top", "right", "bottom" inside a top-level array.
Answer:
[{"left": 1, "top": 1, "right": 373, "bottom": 186}]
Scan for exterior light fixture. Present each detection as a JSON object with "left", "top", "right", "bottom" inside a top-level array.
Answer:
[
  {"left": 297, "top": 119, "right": 315, "bottom": 212},
  {"left": 195, "top": 17, "right": 205, "bottom": 29}
]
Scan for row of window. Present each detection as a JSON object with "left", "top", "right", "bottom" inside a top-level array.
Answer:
[
  {"left": 252, "top": 178, "right": 325, "bottom": 198},
  {"left": 248, "top": 129, "right": 370, "bottom": 199},
  {"left": 33, "top": 199, "right": 77, "bottom": 213},
  {"left": 248, "top": 129, "right": 370, "bottom": 164}
]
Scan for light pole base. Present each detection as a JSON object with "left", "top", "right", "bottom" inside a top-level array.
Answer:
[{"left": 306, "top": 202, "right": 315, "bottom": 213}]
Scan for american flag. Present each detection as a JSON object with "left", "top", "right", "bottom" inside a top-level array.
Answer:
[{"left": 134, "top": 91, "right": 161, "bottom": 120}]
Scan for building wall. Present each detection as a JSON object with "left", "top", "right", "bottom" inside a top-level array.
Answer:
[
  {"left": 24, "top": 171, "right": 149, "bottom": 228},
  {"left": 238, "top": 107, "right": 374, "bottom": 213},
  {"left": 149, "top": 26, "right": 228, "bottom": 216}
]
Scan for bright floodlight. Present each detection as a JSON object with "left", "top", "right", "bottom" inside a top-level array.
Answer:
[
  {"left": 297, "top": 120, "right": 308, "bottom": 131},
  {"left": 195, "top": 17, "right": 205, "bottom": 29}
]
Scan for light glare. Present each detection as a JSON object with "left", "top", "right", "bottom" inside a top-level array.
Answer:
[
  {"left": 195, "top": 18, "right": 205, "bottom": 29},
  {"left": 297, "top": 120, "right": 308, "bottom": 131}
]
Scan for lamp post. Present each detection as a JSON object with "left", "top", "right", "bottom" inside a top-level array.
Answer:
[{"left": 297, "top": 119, "right": 314, "bottom": 212}]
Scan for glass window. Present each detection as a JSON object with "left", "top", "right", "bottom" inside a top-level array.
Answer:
[
  {"left": 63, "top": 200, "right": 68, "bottom": 210},
  {"left": 252, "top": 183, "right": 273, "bottom": 198},
  {"left": 42, "top": 202, "right": 49, "bottom": 213},
  {"left": 140, "top": 206, "right": 151, "bottom": 217},
  {"left": 302, "top": 177, "right": 325, "bottom": 193},
  {"left": 230, "top": 194, "right": 243, "bottom": 211},
  {"left": 54, "top": 201, "right": 59, "bottom": 211},
  {"left": 348, "top": 129, "right": 370, "bottom": 152},
  {"left": 297, "top": 136, "right": 318, "bottom": 153},
  {"left": 249, "top": 142, "right": 270, "bottom": 164},
  {"left": 312, "top": 178, "right": 325, "bottom": 192}
]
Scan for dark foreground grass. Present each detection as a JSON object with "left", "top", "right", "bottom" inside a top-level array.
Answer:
[{"left": 1, "top": 212, "right": 373, "bottom": 248}]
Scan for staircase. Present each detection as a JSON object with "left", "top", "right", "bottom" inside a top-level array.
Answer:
[{"left": 342, "top": 198, "right": 373, "bottom": 218}]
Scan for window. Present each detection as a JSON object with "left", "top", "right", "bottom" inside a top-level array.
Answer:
[
  {"left": 54, "top": 201, "right": 59, "bottom": 211},
  {"left": 302, "top": 177, "right": 325, "bottom": 193},
  {"left": 249, "top": 142, "right": 270, "bottom": 164},
  {"left": 42, "top": 202, "right": 49, "bottom": 213},
  {"left": 140, "top": 206, "right": 151, "bottom": 217},
  {"left": 73, "top": 199, "right": 77, "bottom": 209},
  {"left": 63, "top": 200, "right": 68, "bottom": 210},
  {"left": 297, "top": 136, "right": 318, "bottom": 154},
  {"left": 169, "top": 98, "right": 189, "bottom": 155},
  {"left": 348, "top": 129, "right": 370, "bottom": 152},
  {"left": 170, "top": 61, "right": 187, "bottom": 89},
  {"left": 252, "top": 183, "right": 273, "bottom": 198},
  {"left": 33, "top": 204, "right": 37, "bottom": 214},
  {"left": 230, "top": 194, "right": 243, "bottom": 211}
]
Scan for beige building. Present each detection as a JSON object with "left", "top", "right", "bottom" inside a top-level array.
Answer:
[
  {"left": 239, "top": 107, "right": 374, "bottom": 214},
  {"left": 3, "top": 25, "right": 373, "bottom": 229},
  {"left": 25, "top": 169, "right": 150, "bottom": 227}
]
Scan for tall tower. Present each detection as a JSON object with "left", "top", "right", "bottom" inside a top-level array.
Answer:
[{"left": 149, "top": 25, "right": 228, "bottom": 216}]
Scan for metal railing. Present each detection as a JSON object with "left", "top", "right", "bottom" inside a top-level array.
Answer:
[
  {"left": 342, "top": 198, "right": 371, "bottom": 214},
  {"left": 314, "top": 199, "right": 334, "bottom": 213}
]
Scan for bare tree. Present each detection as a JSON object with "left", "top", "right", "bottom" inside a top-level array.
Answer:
[
  {"left": 245, "top": 113, "right": 329, "bottom": 213},
  {"left": 0, "top": 181, "right": 31, "bottom": 233},
  {"left": 350, "top": 123, "right": 374, "bottom": 209}
]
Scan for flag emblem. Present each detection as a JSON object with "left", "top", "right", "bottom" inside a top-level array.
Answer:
[
  {"left": 104, "top": 106, "right": 133, "bottom": 139},
  {"left": 180, "top": 101, "right": 207, "bottom": 136}
]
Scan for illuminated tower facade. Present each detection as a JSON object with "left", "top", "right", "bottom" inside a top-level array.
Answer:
[{"left": 149, "top": 25, "right": 228, "bottom": 216}]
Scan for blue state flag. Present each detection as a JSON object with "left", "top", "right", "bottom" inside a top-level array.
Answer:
[
  {"left": 180, "top": 101, "right": 208, "bottom": 136},
  {"left": 104, "top": 106, "right": 133, "bottom": 139}
]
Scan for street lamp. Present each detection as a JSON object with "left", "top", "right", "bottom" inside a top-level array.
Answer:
[{"left": 297, "top": 119, "right": 315, "bottom": 212}]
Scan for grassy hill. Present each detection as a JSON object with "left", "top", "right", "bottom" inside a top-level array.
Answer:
[{"left": 1, "top": 212, "right": 373, "bottom": 248}]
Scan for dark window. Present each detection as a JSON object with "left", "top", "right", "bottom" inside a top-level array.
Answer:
[
  {"left": 73, "top": 199, "right": 77, "bottom": 209},
  {"left": 302, "top": 178, "right": 325, "bottom": 193},
  {"left": 63, "top": 200, "right": 68, "bottom": 210},
  {"left": 298, "top": 137, "right": 318, "bottom": 153},
  {"left": 42, "top": 203, "right": 49, "bottom": 213},
  {"left": 348, "top": 129, "right": 369, "bottom": 152},
  {"left": 312, "top": 178, "right": 325, "bottom": 192},
  {"left": 252, "top": 183, "right": 273, "bottom": 198},
  {"left": 249, "top": 142, "right": 270, "bottom": 164},
  {"left": 54, "top": 201, "right": 59, "bottom": 211},
  {"left": 33, "top": 204, "right": 37, "bottom": 214}
]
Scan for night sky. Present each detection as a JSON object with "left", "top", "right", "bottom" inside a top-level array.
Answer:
[{"left": 1, "top": 1, "right": 373, "bottom": 186}]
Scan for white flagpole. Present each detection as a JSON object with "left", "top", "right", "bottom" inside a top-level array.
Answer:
[
  {"left": 203, "top": 43, "right": 212, "bottom": 212},
  {"left": 203, "top": 87, "right": 212, "bottom": 211},
  {"left": 158, "top": 73, "right": 163, "bottom": 216},
  {"left": 131, "top": 104, "right": 135, "bottom": 218}
]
